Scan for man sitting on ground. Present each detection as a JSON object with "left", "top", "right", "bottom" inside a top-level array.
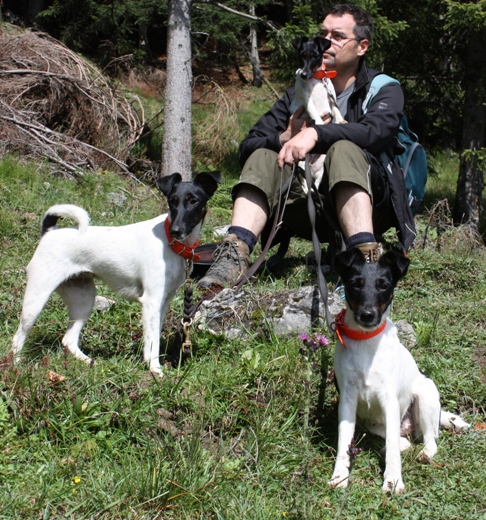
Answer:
[{"left": 198, "top": 3, "right": 415, "bottom": 290}]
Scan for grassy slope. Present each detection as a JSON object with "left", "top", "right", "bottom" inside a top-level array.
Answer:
[{"left": 1, "top": 128, "right": 486, "bottom": 518}]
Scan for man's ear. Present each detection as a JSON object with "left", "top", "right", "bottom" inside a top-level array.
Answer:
[{"left": 357, "top": 38, "right": 369, "bottom": 57}]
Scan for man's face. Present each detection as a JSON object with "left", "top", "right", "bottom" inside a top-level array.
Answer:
[{"left": 319, "top": 13, "right": 369, "bottom": 72}]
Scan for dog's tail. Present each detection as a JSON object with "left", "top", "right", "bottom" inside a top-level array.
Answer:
[{"left": 41, "top": 204, "right": 90, "bottom": 236}]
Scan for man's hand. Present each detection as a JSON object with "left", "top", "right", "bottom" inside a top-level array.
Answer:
[
  {"left": 278, "top": 127, "right": 319, "bottom": 168},
  {"left": 279, "top": 106, "right": 309, "bottom": 145}
]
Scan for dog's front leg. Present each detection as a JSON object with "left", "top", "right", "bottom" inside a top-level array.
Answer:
[
  {"left": 329, "top": 389, "right": 358, "bottom": 489},
  {"left": 140, "top": 291, "right": 171, "bottom": 377},
  {"left": 382, "top": 399, "right": 405, "bottom": 493},
  {"left": 305, "top": 96, "right": 325, "bottom": 125}
]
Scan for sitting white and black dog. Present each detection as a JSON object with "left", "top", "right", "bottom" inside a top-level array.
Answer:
[
  {"left": 329, "top": 248, "right": 470, "bottom": 493},
  {"left": 11, "top": 171, "right": 221, "bottom": 377},
  {"left": 290, "top": 36, "right": 346, "bottom": 192}
]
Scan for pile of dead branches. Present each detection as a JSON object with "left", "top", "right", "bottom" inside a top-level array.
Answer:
[{"left": 0, "top": 28, "right": 144, "bottom": 176}]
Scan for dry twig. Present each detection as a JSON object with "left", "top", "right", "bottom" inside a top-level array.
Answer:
[{"left": 0, "top": 28, "right": 144, "bottom": 176}]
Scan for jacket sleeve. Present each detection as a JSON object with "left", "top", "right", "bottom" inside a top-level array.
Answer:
[
  {"left": 238, "top": 88, "right": 295, "bottom": 166},
  {"left": 311, "top": 82, "right": 404, "bottom": 156}
]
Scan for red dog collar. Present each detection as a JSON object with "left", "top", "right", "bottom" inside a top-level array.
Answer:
[
  {"left": 334, "top": 308, "right": 386, "bottom": 349},
  {"left": 164, "top": 218, "right": 200, "bottom": 261},
  {"left": 313, "top": 68, "right": 337, "bottom": 80}
]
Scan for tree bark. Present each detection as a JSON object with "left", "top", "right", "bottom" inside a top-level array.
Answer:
[
  {"left": 161, "top": 0, "right": 193, "bottom": 180},
  {"left": 453, "top": 29, "right": 486, "bottom": 233},
  {"left": 249, "top": 5, "right": 262, "bottom": 88}
]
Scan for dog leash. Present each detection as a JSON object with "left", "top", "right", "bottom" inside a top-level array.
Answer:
[{"left": 302, "top": 155, "right": 337, "bottom": 339}]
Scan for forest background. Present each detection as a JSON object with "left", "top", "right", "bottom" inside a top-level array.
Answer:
[{"left": 3, "top": 0, "right": 486, "bottom": 234}]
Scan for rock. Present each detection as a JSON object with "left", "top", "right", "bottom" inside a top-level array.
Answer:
[
  {"left": 194, "top": 286, "right": 345, "bottom": 338},
  {"left": 94, "top": 295, "right": 115, "bottom": 312}
]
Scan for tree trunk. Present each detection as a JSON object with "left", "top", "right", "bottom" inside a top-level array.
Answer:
[
  {"left": 161, "top": 0, "right": 192, "bottom": 180},
  {"left": 453, "top": 29, "right": 486, "bottom": 233},
  {"left": 249, "top": 5, "right": 262, "bottom": 88}
]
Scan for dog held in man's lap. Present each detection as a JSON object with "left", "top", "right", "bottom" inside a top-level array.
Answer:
[
  {"left": 11, "top": 171, "right": 221, "bottom": 377},
  {"left": 329, "top": 248, "right": 469, "bottom": 493},
  {"left": 290, "top": 36, "right": 346, "bottom": 192}
]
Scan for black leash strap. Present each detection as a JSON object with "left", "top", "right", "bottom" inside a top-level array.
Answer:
[{"left": 303, "top": 155, "right": 336, "bottom": 339}]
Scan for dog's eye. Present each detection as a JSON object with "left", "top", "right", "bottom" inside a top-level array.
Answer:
[
  {"left": 376, "top": 280, "right": 390, "bottom": 291},
  {"left": 186, "top": 196, "right": 198, "bottom": 206}
]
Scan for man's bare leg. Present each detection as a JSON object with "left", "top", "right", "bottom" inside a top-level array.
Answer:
[
  {"left": 334, "top": 182, "right": 373, "bottom": 239},
  {"left": 232, "top": 184, "right": 269, "bottom": 236},
  {"left": 335, "top": 181, "right": 380, "bottom": 261}
]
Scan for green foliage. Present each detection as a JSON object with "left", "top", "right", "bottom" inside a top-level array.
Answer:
[
  {"left": 444, "top": 0, "right": 486, "bottom": 32},
  {"left": 378, "top": 0, "right": 465, "bottom": 150},
  {"left": 461, "top": 147, "right": 486, "bottom": 171}
]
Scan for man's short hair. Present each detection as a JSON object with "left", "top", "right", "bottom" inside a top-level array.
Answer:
[{"left": 328, "top": 4, "right": 373, "bottom": 42}]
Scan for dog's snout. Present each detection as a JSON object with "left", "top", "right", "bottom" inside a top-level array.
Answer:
[
  {"left": 357, "top": 308, "right": 379, "bottom": 328},
  {"left": 169, "top": 225, "right": 184, "bottom": 240},
  {"left": 299, "top": 70, "right": 310, "bottom": 80}
]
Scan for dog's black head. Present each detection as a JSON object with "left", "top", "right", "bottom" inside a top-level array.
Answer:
[
  {"left": 333, "top": 248, "right": 410, "bottom": 329},
  {"left": 292, "top": 36, "right": 332, "bottom": 80},
  {"left": 156, "top": 171, "right": 222, "bottom": 240}
]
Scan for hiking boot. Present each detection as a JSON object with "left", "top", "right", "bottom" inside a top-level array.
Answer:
[
  {"left": 356, "top": 242, "right": 382, "bottom": 263},
  {"left": 197, "top": 234, "right": 250, "bottom": 289}
]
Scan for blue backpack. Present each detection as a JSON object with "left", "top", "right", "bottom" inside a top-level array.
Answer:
[{"left": 362, "top": 74, "right": 428, "bottom": 215}]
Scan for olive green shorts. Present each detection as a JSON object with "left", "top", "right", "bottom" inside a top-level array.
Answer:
[{"left": 232, "top": 141, "right": 391, "bottom": 242}]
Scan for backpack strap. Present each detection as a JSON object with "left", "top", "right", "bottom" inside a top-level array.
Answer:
[{"left": 362, "top": 74, "right": 400, "bottom": 114}]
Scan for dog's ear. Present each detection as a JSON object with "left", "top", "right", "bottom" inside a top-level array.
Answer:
[
  {"left": 156, "top": 173, "right": 182, "bottom": 196},
  {"left": 292, "top": 36, "right": 308, "bottom": 51},
  {"left": 379, "top": 251, "right": 410, "bottom": 282},
  {"left": 193, "top": 171, "right": 222, "bottom": 198},
  {"left": 333, "top": 247, "right": 365, "bottom": 279},
  {"left": 315, "top": 36, "right": 332, "bottom": 54}
]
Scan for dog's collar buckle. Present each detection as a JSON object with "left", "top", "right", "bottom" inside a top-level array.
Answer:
[
  {"left": 164, "top": 218, "right": 201, "bottom": 261},
  {"left": 334, "top": 309, "right": 386, "bottom": 348}
]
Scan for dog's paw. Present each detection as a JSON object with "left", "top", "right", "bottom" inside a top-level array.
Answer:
[
  {"left": 416, "top": 450, "right": 432, "bottom": 464},
  {"left": 417, "top": 440, "right": 437, "bottom": 463},
  {"left": 150, "top": 366, "right": 165, "bottom": 378},
  {"left": 382, "top": 477, "right": 405, "bottom": 494},
  {"left": 328, "top": 471, "right": 349, "bottom": 489}
]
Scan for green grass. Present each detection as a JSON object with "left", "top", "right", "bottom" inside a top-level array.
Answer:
[{"left": 1, "top": 153, "right": 486, "bottom": 519}]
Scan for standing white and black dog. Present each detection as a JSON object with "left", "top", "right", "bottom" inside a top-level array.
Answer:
[
  {"left": 329, "top": 248, "right": 469, "bottom": 493},
  {"left": 12, "top": 171, "right": 221, "bottom": 377},
  {"left": 290, "top": 36, "right": 346, "bottom": 192}
]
